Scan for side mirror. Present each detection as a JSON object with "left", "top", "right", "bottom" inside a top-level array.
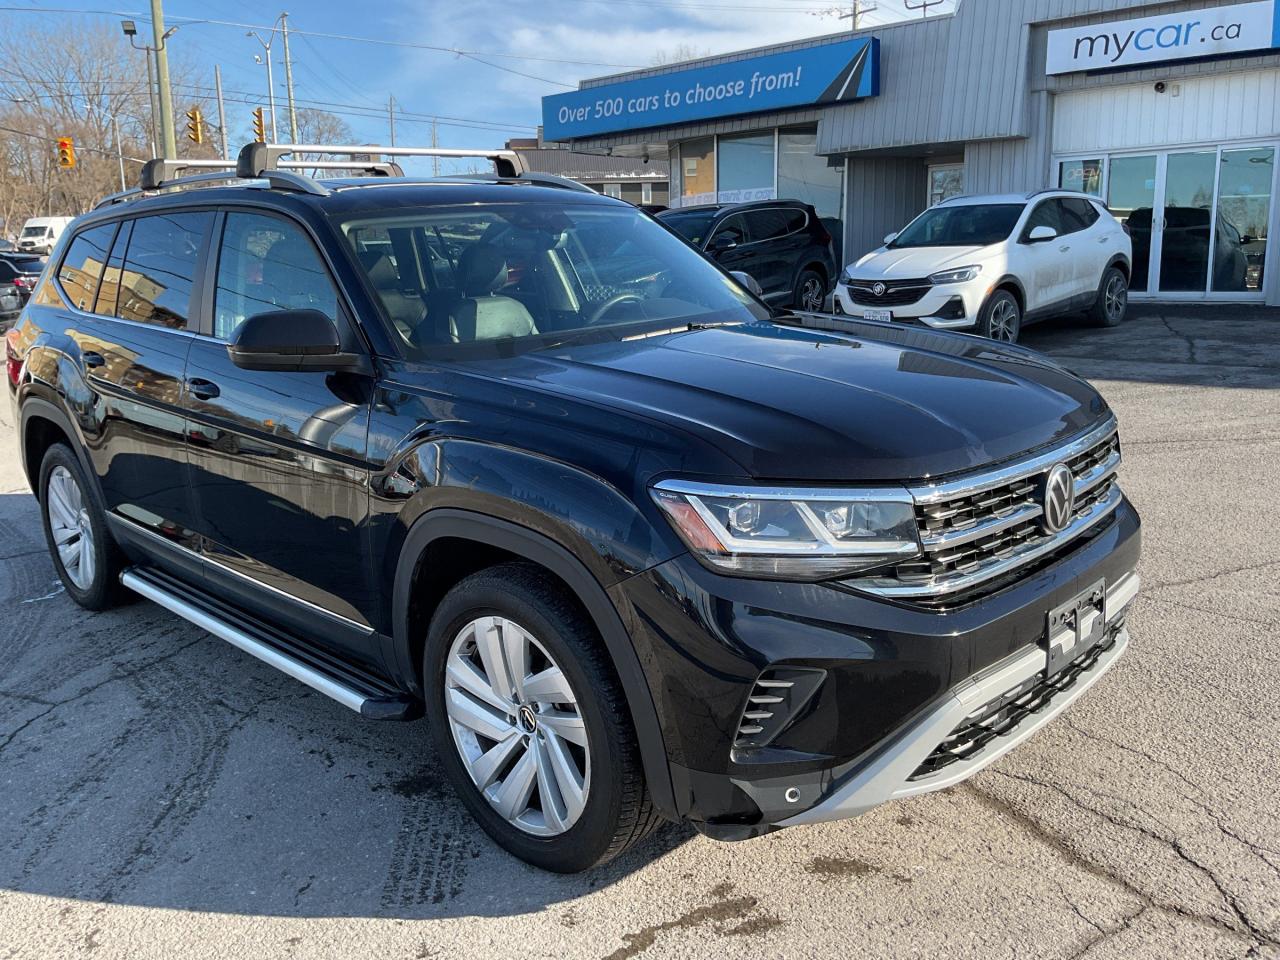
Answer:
[
  {"left": 883, "top": 232, "right": 899, "bottom": 246},
  {"left": 1027, "top": 225, "right": 1058, "bottom": 243},
  {"left": 730, "top": 270, "right": 763, "bottom": 296},
  {"left": 707, "top": 233, "right": 739, "bottom": 254},
  {"left": 227, "top": 310, "right": 368, "bottom": 373}
]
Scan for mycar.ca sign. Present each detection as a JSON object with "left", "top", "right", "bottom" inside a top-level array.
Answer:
[
  {"left": 542, "top": 37, "right": 879, "bottom": 141},
  {"left": 1047, "top": 0, "right": 1280, "bottom": 74}
]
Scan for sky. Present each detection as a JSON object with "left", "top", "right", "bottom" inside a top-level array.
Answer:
[{"left": 10, "top": 0, "right": 958, "bottom": 173}]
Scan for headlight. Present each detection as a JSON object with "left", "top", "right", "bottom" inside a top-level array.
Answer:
[
  {"left": 839, "top": 267, "right": 856, "bottom": 285},
  {"left": 651, "top": 481, "right": 921, "bottom": 580},
  {"left": 929, "top": 265, "right": 983, "bottom": 284}
]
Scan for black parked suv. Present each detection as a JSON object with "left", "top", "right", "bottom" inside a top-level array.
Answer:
[
  {"left": 7, "top": 144, "right": 1140, "bottom": 873},
  {"left": 658, "top": 200, "right": 836, "bottom": 311}
]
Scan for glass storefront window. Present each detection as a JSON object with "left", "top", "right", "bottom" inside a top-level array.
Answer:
[
  {"left": 1107, "top": 155, "right": 1157, "bottom": 293},
  {"left": 778, "top": 127, "right": 844, "bottom": 219},
  {"left": 717, "top": 132, "right": 774, "bottom": 204},
  {"left": 928, "top": 164, "right": 965, "bottom": 206},
  {"left": 1159, "top": 151, "right": 1217, "bottom": 293},
  {"left": 1059, "top": 159, "right": 1104, "bottom": 197},
  {"left": 679, "top": 137, "right": 715, "bottom": 206},
  {"left": 1214, "top": 147, "right": 1273, "bottom": 293}
]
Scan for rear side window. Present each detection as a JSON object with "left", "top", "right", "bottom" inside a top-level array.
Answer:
[
  {"left": 1062, "top": 197, "right": 1101, "bottom": 231},
  {"left": 116, "top": 212, "right": 213, "bottom": 329},
  {"left": 746, "top": 209, "right": 792, "bottom": 242},
  {"left": 213, "top": 212, "right": 338, "bottom": 341},
  {"left": 57, "top": 223, "right": 116, "bottom": 312}
]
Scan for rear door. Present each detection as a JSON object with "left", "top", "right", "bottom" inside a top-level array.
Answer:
[
  {"left": 182, "top": 207, "right": 378, "bottom": 664},
  {"left": 740, "top": 208, "right": 797, "bottom": 300},
  {"left": 47, "top": 211, "right": 213, "bottom": 579}
]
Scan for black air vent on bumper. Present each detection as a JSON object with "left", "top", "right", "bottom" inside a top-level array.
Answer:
[{"left": 734, "top": 667, "right": 826, "bottom": 749}]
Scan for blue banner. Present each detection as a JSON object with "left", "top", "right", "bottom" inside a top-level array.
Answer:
[{"left": 543, "top": 37, "right": 880, "bottom": 141}]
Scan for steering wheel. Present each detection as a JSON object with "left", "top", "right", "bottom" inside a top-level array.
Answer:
[{"left": 587, "top": 292, "right": 645, "bottom": 325}]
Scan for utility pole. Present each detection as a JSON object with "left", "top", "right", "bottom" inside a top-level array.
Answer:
[
  {"left": 839, "top": 0, "right": 877, "bottom": 29},
  {"left": 903, "top": 0, "right": 943, "bottom": 19},
  {"left": 144, "top": 51, "right": 159, "bottom": 155},
  {"left": 388, "top": 95, "right": 396, "bottom": 146},
  {"left": 150, "top": 0, "right": 177, "bottom": 158},
  {"left": 214, "top": 65, "right": 230, "bottom": 160},
  {"left": 281, "top": 12, "right": 298, "bottom": 142}
]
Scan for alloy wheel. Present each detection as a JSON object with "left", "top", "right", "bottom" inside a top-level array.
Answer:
[
  {"left": 46, "top": 465, "right": 94, "bottom": 590},
  {"left": 1105, "top": 275, "right": 1127, "bottom": 322},
  {"left": 989, "top": 299, "right": 1019, "bottom": 341},
  {"left": 444, "top": 616, "right": 589, "bottom": 837},
  {"left": 800, "top": 277, "right": 824, "bottom": 312}
]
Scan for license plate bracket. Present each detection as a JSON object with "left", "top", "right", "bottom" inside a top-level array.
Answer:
[
  {"left": 1045, "top": 579, "right": 1106, "bottom": 675},
  {"left": 864, "top": 308, "right": 893, "bottom": 322}
]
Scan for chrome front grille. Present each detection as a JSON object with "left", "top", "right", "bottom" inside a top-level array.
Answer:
[{"left": 854, "top": 419, "right": 1123, "bottom": 600}]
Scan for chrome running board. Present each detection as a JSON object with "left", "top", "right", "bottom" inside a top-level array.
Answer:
[{"left": 120, "top": 567, "right": 419, "bottom": 720}]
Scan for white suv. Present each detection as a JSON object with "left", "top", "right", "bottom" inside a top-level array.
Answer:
[{"left": 834, "top": 191, "right": 1132, "bottom": 342}]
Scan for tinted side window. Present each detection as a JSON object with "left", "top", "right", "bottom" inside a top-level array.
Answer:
[
  {"left": 785, "top": 209, "right": 808, "bottom": 234},
  {"left": 747, "top": 209, "right": 791, "bottom": 242},
  {"left": 1022, "top": 200, "right": 1063, "bottom": 239},
  {"left": 0, "top": 261, "right": 15, "bottom": 282},
  {"left": 58, "top": 223, "right": 116, "bottom": 312},
  {"left": 709, "top": 214, "right": 749, "bottom": 247},
  {"left": 1063, "top": 197, "right": 1101, "bottom": 231},
  {"left": 95, "top": 220, "right": 131, "bottom": 317},
  {"left": 213, "top": 212, "right": 338, "bottom": 341},
  {"left": 117, "top": 212, "right": 212, "bottom": 328}
]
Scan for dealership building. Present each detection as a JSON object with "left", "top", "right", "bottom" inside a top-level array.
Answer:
[{"left": 543, "top": 0, "right": 1280, "bottom": 305}]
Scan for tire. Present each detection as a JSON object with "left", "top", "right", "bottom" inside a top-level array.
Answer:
[
  {"left": 1088, "top": 266, "right": 1129, "bottom": 327},
  {"left": 978, "top": 289, "right": 1022, "bottom": 343},
  {"left": 37, "top": 443, "right": 126, "bottom": 611},
  {"left": 422, "top": 562, "right": 660, "bottom": 872},
  {"left": 793, "top": 268, "right": 827, "bottom": 312}
]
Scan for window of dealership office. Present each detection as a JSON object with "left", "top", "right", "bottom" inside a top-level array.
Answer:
[
  {"left": 1056, "top": 146, "right": 1274, "bottom": 299},
  {"left": 673, "top": 126, "right": 846, "bottom": 230}
]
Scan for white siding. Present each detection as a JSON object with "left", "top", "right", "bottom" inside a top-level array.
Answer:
[{"left": 1053, "top": 69, "right": 1280, "bottom": 155}]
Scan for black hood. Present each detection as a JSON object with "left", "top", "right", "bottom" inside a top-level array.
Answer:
[{"left": 448, "top": 319, "right": 1109, "bottom": 484}]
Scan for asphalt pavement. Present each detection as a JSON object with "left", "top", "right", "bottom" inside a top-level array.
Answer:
[{"left": 1, "top": 306, "right": 1278, "bottom": 959}]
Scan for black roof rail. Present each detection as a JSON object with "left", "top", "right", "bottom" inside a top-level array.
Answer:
[
  {"left": 438, "top": 170, "right": 596, "bottom": 193},
  {"left": 237, "top": 142, "right": 527, "bottom": 179}
]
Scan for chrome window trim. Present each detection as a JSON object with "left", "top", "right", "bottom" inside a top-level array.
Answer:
[{"left": 909, "top": 417, "right": 1118, "bottom": 505}]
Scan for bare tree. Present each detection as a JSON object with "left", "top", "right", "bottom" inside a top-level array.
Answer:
[
  {"left": 0, "top": 18, "right": 215, "bottom": 231},
  {"left": 651, "top": 44, "right": 712, "bottom": 66}
]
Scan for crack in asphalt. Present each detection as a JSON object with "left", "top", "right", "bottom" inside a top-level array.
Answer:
[
  {"left": 1159, "top": 317, "right": 1202, "bottom": 365},
  {"left": 1062, "top": 904, "right": 1150, "bottom": 960},
  {"left": 970, "top": 773, "right": 1278, "bottom": 949},
  {"left": 0, "top": 638, "right": 206, "bottom": 755},
  {"left": 1142, "top": 558, "right": 1280, "bottom": 593}
]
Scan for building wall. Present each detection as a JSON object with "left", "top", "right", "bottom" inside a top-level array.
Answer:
[{"left": 845, "top": 157, "right": 927, "bottom": 265}]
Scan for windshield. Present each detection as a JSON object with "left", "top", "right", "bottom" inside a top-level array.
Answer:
[
  {"left": 891, "top": 204, "right": 1025, "bottom": 248},
  {"left": 339, "top": 202, "right": 767, "bottom": 357},
  {"left": 656, "top": 209, "right": 718, "bottom": 246},
  {"left": 21, "top": 226, "right": 48, "bottom": 238}
]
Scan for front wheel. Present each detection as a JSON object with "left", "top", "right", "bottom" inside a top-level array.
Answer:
[
  {"left": 423, "top": 563, "right": 659, "bottom": 872},
  {"left": 978, "top": 289, "right": 1022, "bottom": 343},
  {"left": 1089, "top": 267, "right": 1129, "bottom": 327},
  {"left": 793, "top": 268, "right": 827, "bottom": 312}
]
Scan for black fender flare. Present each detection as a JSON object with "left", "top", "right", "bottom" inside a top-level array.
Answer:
[
  {"left": 17, "top": 395, "right": 100, "bottom": 501},
  {"left": 391, "top": 508, "right": 677, "bottom": 822},
  {"left": 982, "top": 275, "right": 1028, "bottom": 316},
  {"left": 1104, "top": 254, "right": 1133, "bottom": 282}
]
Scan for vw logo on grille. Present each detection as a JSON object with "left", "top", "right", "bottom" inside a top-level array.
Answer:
[
  {"left": 1040, "top": 463, "right": 1075, "bottom": 535},
  {"left": 872, "top": 282, "right": 887, "bottom": 297}
]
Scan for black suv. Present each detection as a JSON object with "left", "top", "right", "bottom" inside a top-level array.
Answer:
[
  {"left": 658, "top": 200, "right": 836, "bottom": 311},
  {"left": 7, "top": 144, "right": 1140, "bottom": 873}
]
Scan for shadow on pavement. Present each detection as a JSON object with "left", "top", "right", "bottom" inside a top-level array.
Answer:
[{"left": 0, "top": 490, "right": 691, "bottom": 920}]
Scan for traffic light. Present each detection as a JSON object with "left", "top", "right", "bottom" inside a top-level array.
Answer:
[
  {"left": 185, "top": 106, "right": 204, "bottom": 145},
  {"left": 251, "top": 107, "right": 265, "bottom": 143},
  {"left": 56, "top": 137, "right": 75, "bottom": 169}
]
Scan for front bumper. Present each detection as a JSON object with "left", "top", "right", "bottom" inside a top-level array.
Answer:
[
  {"left": 617, "top": 497, "right": 1141, "bottom": 834},
  {"left": 834, "top": 280, "right": 984, "bottom": 330}
]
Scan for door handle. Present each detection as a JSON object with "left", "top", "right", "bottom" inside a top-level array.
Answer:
[
  {"left": 187, "top": 378, "right": 220, "bottom": 401},
  {"left": 1059, "top": 245, "right": 1071, "bottom": 253},
  {"left": 82, "top": 351, "right": 105, "bottom": 369}
]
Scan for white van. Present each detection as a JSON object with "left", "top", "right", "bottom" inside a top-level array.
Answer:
[{"left": 16, "top": 216, "right": 74, "bottom": 255}]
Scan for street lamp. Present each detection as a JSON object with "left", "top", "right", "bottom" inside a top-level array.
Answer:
[
  {"left": 121, "top": 18, "right": 178, "bottom": 157},
  {"left": 248, "top": 28, "right": 279, "bottom": 142}
]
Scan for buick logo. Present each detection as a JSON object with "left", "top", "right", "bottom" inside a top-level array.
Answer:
[
  {"left": 1041, "top": 464, "right": 1075, "bottom": 535},
  {"left": 872, "top": 282, "right": 887, "bottom": 297}
]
